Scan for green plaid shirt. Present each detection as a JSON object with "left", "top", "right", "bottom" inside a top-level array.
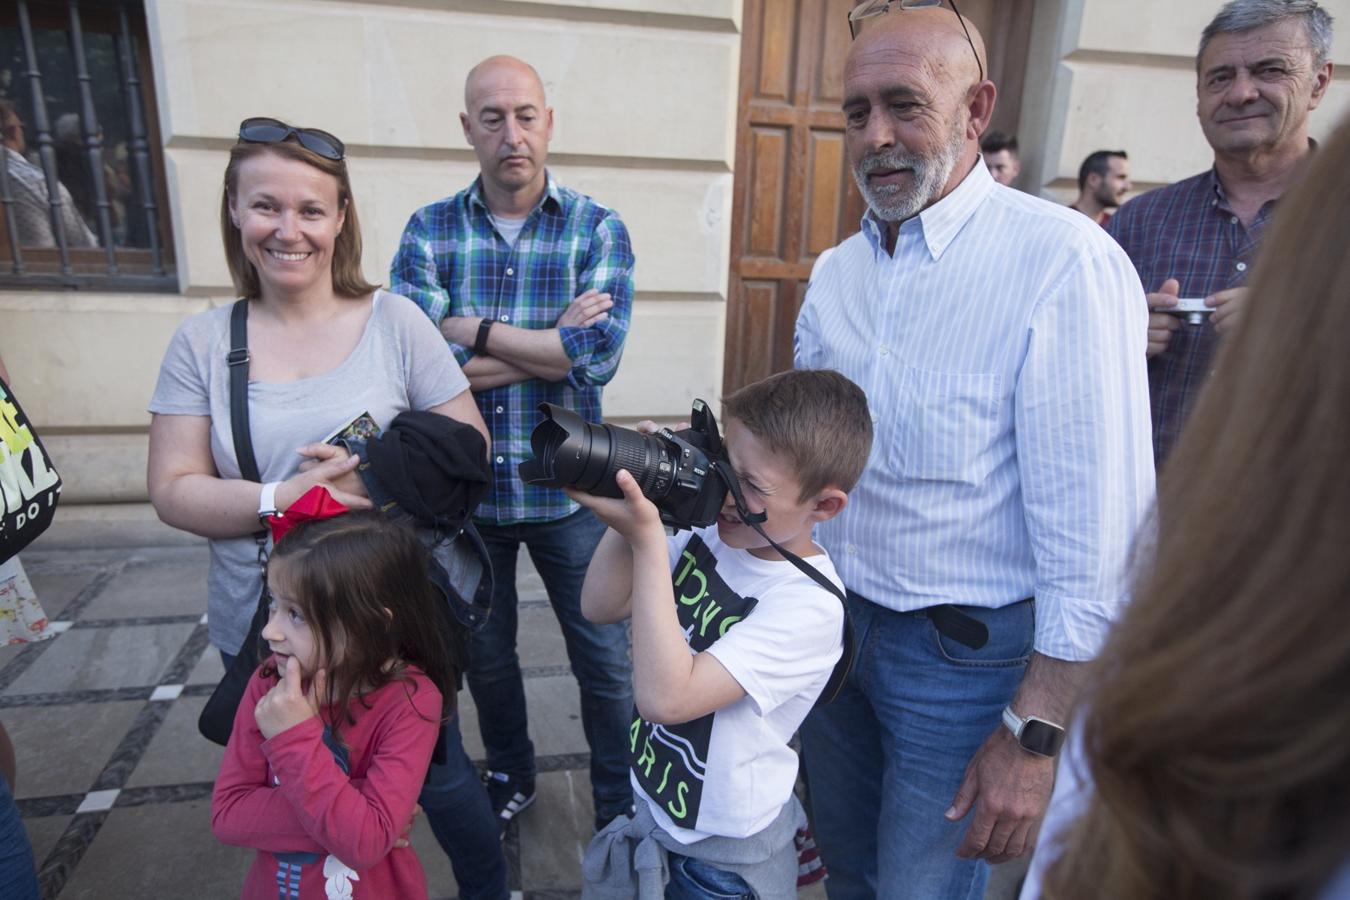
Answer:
[{"left": 390, "top": 173, "right": 634, "bottom": 524}]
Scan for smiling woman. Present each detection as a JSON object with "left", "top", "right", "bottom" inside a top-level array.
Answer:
[
  {"left": 219, "top": 129, "right": 373, "bottom": 303},
  {"left": 229, "top": 154, "right": 345, "bottom": 297},
  {"left": 145, "top": 118, "right": 489, "bottom": 660},
  {"left": 144, "top": 118, "right": 497, "bottom": 897}
]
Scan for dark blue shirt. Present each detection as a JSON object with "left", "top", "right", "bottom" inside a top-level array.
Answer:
[{"left": 1106, "top": 168, "right": 1278, "bottom": 465}]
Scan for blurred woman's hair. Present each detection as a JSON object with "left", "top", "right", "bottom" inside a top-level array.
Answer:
[
  {"left": 219, "top": 132, "right": 378, "bottom": 300},
  {"left": 1043, "top": 115, "right": 1350, "bottom": 900}
]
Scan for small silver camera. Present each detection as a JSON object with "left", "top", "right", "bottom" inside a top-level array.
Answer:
[{"left": 1166, "top": 298, "right": 1213, "bottom": 326}]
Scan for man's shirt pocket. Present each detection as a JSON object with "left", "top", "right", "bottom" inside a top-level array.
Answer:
[{"left": 890, "top": 366, "right": 1003, "bottom": 486}]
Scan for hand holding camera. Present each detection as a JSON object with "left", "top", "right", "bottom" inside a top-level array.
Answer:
[
  {"left": 564, "top": 470, "right": 664, "bottom": 549},
  {"left": 1206, "top": 286, "right": 1248, "bottom": 334},
  {"left": 1146, "top": 277, "right": 1248, "bottom": 355},
  {"left": 1146, "top": 279, "right": 1183, "bottom": 357}
]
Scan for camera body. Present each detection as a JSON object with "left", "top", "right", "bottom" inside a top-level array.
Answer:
[
  {"left": 518, "top": 399, "right": 730, "bottom": 531},
  {"left": 1166, "top": 297, "right": 1214, "bottom": 326},
  {"left": 647, "top": 400, "right": 728, "bottom": 530}
]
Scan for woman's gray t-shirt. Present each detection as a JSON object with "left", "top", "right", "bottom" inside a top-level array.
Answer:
[{"left": 148, "top": 290, "right": 470, "bottom": 654}]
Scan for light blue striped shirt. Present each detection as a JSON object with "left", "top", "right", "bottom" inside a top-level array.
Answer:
[{"left": 794, "top": 161, "right": 1155, "bottom": 661}]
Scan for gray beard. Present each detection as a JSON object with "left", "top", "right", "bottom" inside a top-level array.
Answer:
[{"left": 853, "top": 121, "right": 966, "bottom": 223}]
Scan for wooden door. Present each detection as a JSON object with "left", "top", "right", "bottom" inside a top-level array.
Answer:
[
  {"left": 958, "top": 0, "right": 1035, "bottom": 140},
  {"left": 723, "top": 0, "right": 1033, "bottom": 394},
  {"left": 723, "top": 0, "right": 862, "bottom": 394}
]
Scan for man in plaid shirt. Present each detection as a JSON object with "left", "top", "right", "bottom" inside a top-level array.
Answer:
[
  {"left": 391, "top": 55, "right": 636, "bottom": 842},
  {"left": 1106, "top": 0, "right": 1333, "bottom": 466}
]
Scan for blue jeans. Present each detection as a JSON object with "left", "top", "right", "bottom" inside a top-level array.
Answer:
[
  {"left": 800, "top": 593, "right": 1033, "bottom": 900},
  {"left": 418, "top": 714, "right": 508, "bottom": 900},
  {"left": 469, "top": 508, "right": 634, "bottom": 821},
  {"left": 666, "top": 854, "right": 753, "bottom": 900},
  {"left": 0, "top": 772, "right": 39, "bottom": 900}
]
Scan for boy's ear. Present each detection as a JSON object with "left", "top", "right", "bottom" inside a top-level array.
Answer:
[{"left": 810, "top": 488, "right": 848, "bottom": 523}]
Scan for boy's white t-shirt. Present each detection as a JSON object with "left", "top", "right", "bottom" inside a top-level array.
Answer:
[{"left": 630, "top": 524, "right": 846, "bottom": 844}]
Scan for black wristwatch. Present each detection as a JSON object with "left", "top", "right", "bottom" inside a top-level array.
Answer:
[
  {"left": 474, "top": 317, "right": 494, "bottom": 356},
  {"left": 1002, "top": 706, "right": 1066, "bottom": 758}
]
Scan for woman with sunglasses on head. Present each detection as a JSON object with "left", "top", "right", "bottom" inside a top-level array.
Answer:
[{"left": 147, "top": 118, "right": 508, "bottom": 899}]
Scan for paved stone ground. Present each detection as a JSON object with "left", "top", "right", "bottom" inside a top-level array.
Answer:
[{"left": 3, "top": 507, "right": 1023, "bottom": 899}]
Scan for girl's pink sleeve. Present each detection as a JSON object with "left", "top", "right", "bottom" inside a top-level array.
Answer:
[
  {"left": 210, "top": 670, "right": 327, "bottom": 854},
  {"left": 262, "top": 675, "right": 442, "bottom": 869}
]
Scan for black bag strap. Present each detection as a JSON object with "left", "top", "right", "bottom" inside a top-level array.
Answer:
[
  {"left": 228, "top": 300, "right": 260, "bottom": 484},
  {"left": 227, "top": 299, "right": 268, "bottom": 565},
  {"left": 710, "top": 458, "right": 854, "bottom": 708},
  {"left": 199, "top": 301, "right": 272, "bottom": 746}
]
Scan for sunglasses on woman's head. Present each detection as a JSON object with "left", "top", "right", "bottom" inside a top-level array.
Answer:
[{"left": 237, "top": 117, "right": 346, "bottom": 161}]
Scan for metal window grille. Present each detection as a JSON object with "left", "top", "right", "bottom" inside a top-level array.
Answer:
[{"left": 0, "top": 0, "right": 175, "bottom": 291}]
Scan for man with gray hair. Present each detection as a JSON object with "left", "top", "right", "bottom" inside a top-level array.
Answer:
[{"left": 1106, "top": 0, "right": 1334, "bottom": 465}]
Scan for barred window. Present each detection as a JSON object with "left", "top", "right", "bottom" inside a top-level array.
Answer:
[{"left": 0, "top": 0, "right": 175, "bottom": 291}]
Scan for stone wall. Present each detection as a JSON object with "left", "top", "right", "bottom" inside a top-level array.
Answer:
[
  {"left": 9, "top": 0, "right": 1350, "bottom": 503},
  {"left": 1, "top": 0, "right": 741, "bottom": 502}
]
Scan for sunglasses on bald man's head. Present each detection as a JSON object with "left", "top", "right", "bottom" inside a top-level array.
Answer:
[
  {"left": 237, "top": 117, "right": 346, "bottom": 161},
  {"left": 847, "top": 0, "right": 985, "bottom": 84}
]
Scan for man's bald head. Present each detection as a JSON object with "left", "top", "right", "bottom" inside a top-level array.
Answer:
[
  {"left": 464, "top": 55, "right": 547, "bottom": 113},
  {"left": 846, "top": 6, "right": 986, "bottom": 92},
  {"left": 460, "top": 55, "right": 554, "bottom": 211},
  {"left": 841, "top": 5, "right": 996, "bottom": 232}
]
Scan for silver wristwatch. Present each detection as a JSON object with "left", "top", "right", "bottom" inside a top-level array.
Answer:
[{"left": 1001, "top": 706, "right": 1066, "bottom": 758}]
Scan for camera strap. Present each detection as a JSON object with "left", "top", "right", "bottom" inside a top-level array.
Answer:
[{"left": 711, "top": 459, "right": 854, "bottom": 708}]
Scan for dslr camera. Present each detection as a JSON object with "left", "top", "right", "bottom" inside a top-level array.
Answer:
[{"left": 518, "top": 400, "right": 730, "bottom": 531}]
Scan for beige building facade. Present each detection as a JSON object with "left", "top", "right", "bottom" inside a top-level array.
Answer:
[{"left": 3, "top": 0, "right": 1348, "bottom": 506}]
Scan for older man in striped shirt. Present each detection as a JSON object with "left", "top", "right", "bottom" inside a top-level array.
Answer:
[{"left": 794, "top": 6, "right": 1154, "bottom": 899}]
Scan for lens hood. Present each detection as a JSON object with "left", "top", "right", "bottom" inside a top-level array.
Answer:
[
  {"left": 519, "top": 400, "right": 727, "bottom": 527},
  {"left": 518, "top": 403, "right": 604, "bottom": 489}
]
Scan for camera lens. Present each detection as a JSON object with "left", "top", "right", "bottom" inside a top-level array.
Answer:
[
  {"left": 519, "top": 405, "right": 675, "bottom": 500},
  {"left": 604, "top": 426, "right": 673, "bottom": 498}
]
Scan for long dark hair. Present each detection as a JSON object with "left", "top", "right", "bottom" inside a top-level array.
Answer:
[
  {"left": 262, "top": 511, "right": 456, "bottom": 743},
  {"left": 219, "top": 136, "right": 379, "bottom": 301},
  {"left": 1042, "top": 118, "right": 1350, "bottom": 899}
]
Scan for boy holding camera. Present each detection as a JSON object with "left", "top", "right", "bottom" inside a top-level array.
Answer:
[{"left": 571, "top": 369, "right": 873, "bottom": 899}]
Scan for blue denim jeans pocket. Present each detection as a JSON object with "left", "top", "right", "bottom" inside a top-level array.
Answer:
[
  {"left": 665, "top": 854, "right": 755, "bottom": 900},
  {"left": 928, "top": 599, "right": 1035, "bottom": 667}
]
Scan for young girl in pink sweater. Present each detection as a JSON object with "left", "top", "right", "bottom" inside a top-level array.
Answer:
[{"left": 211, "top": 508, "right": 456, "bottom": 900}]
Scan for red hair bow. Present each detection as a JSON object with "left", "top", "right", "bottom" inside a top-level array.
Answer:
[{"left": 267, "top": 485, "right": 350, "bottom": 544}]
